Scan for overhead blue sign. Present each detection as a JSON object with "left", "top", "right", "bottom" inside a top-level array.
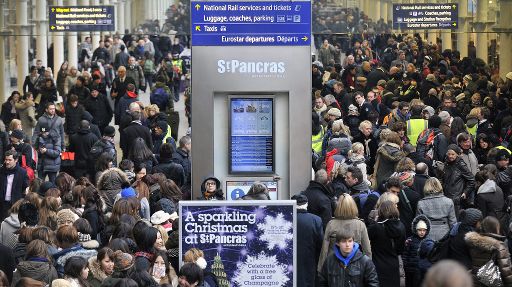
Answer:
[
  {"left": 49, "top": 6, "right": 115, "bottom": 32},
  {"left": 393, "top": 3, "right": 458, "bottom": 30},
  {"left": 191, "top": 1, "right": 311, "bottom": 46}
]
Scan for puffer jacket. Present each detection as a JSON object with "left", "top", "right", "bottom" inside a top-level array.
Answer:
[
  {"left": 32, "top": 113, "right": 65, "bottom": 150},
  {"left": 96, "top": 168, "right": 130, "bottom": 212},
  {"left": 373, "top": 142, "right": 405, "bottom": 187},
  {"left": 0, "top": 213, "right": 20, "bottom": 248},
  {"left": 35, "top": 130, "right": 62, "bottom": 173},
  {"left": 442, "top": 157, "right": 476, "bottom": 201},
  {"left": 403, "top": 215, "right": 431, "bottom": 273},
  {"left": 465, "top": 231, "right": 512, "bottom": 287},
  {"left": 476, "top": 179, "right": 506, "bottom": 221},
  {"left": 11, "top": 260, "right": 58, "bottom": 286},
  {"left": 319, "top": 243, "right": 379, "bottom": 287}
]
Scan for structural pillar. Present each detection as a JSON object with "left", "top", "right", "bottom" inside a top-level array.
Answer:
[
  {"left": 91, "top": 0, "right": 101, "bottom": 50},
  {"left": 102, "top": 0, "right": 110, "bottom": 39},
  {"left": 67, "top": 0, "right": 78, "bottom": 67},
  {"left": 79, "top": 0, "right": 91, "bottom": 41},
  {"left": 493, "top": 0, "right": 512, "bottom": 79},
  {"left": 0, "top": 0, "right": 11, "bottom": 102},
  {"left": 473, "top": 0, "right": 489, "bottom": 61},
  {"left": 125, "top": 0, "right": 132, "bottom": 32},
  {"left": 374, "top": 0, "right": 381, "bottom": 22},
  {"left": 457, "top": 0, "right": 469, "bottom": 58},
  {"left": 381, "top": 0, "right": 389, "bottom": 23},
  {"left": 427, "top": 31, "right": 437, "bottom": 44},
  {"left": 117, "top": 0, "right": 125, "bottom": 34},
  {"left": 54, "top": 0, "right": 65, "bottom": 76},
  {"left": 35, "top": 0, "right": 48, "bottom": 67},
  {"left": 363, "top": 0, "right": 370, "bottom": 17},
  {"left": 16, "top": 0, "right": 30, "bottom": 92},
  {"left": 144, "top": 0, "right": 151, "bottom": 21}
]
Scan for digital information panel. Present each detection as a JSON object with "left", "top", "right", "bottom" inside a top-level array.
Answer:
[
  {"left": 49, "top": 6, "right": 115, "bottom": 32},
  {"left": 230, "top": 98, "right": 273, "bottom": 174},
  {"left": 191, "top": 1, "right": 311, "bottom": 46},
  {"left": 393, "top": 3, "right": 458, "bottom": 30},
  {"left": 226, "top": 181, "right": 278, "bottom": 200}
]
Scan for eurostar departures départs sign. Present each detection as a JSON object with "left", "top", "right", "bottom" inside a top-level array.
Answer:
[
  {"left": 393, "top": 3, "right": 458, "bottom": 30},
  {"left": 49, "top": 6, "right": 115, "bottom": 32},
  {"left": 191, "top": 1, "right": 311, "bottom": 46}
]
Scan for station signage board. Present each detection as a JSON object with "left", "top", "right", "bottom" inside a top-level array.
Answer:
[
  {"left": 393, "top": 3, "right": 458, "bottom": 30},
  {"left": 49, "top": 6, "right": 115, "bottom": 32}
]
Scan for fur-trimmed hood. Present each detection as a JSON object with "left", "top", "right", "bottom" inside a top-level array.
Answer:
[
  {"left": 411, "top": 214, "right": 431, "bottom": 237},
  {"left": 97, "top": 168, "right": 130, "bottom": 191},
  {"left": 377, "top": 142, "right": 405, "bottom": 162},
  {"left": 465, "top": 231, "right": 506, "bottom": 252},
  {"left": 88, "top": 256, "right": 109, "bottom": 282},
  {"left": 81, "top": 239, "right": 100, "bottom": 250}
]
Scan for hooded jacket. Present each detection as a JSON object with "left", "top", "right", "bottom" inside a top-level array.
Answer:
[
  {"left": 15, "top": 99, "right": 36, "bottom": 138},
  {"left": 97, "top": 168, "right": 130, "bottom": 212},
  {"left": 88, "top": 256, "right": 110, "bottom": 287},
  {"left": 403, "top": 215, "right": 431, "bottom": 274},
  {"left": 0, "top": 214, "right": 20, "bottom": 248},
  {"left": 465, "top": 231, "right": 512, "bottom": 287},
  {"left": 476, "top": 179, "right": 506, "bottom": 222},
  {"left": 373, "top": 142, "right": 405, "bottom": 187},
  {"left": 198, "top": 177, "right": 224, "bottom": 200},
  {"left": 11, "top": 259, "right": 58, "bottom": 286},
  {"left": 116, "top": 91, "right": 138, "bottom": 124},
  {"left": 319, "top": 243, "right": 379, "bottom": 287},
  {"left": 303, "top": 180, "right": 336, "bottom": 229}
]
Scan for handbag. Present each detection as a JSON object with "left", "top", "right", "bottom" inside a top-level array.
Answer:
[
  {"left": 61, "top": 151, "right": 75, "bottom": 168},
  {"left": 476, "top": 253, "right": 503, "bottom": 287}
]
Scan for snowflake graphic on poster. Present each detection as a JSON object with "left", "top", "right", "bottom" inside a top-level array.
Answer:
[
  {"left": 256, "top": 213, "right": 293, "bottom": 249},
  {"left": 233, "top": 252, "right": 289, "bottom": 287}
]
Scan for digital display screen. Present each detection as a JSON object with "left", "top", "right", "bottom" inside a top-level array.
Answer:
[
  {"left": 226, "top": 181, "right": 278, "bottom": 200},
  {"left": 230, "top": 98, "right": 273, "bottom": 173}
]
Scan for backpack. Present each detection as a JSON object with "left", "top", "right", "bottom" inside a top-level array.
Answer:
[
  {"left": 358, "top": 190, "right": 380, "bottom": 209},
  {"left": 150, "top": 87, "right": 170, "bottom": 110},
  {"left": 416, "top": 129, "right": 440, "bottom": 160},
  {"left": 143, "top": 59, "right": 155, "bottom": 74},
  {"left": 90, "top": 140, "right": 109, "bottom": 162}
]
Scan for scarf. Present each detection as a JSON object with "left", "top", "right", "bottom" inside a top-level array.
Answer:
[
  {"left": 78, "top": 232, "right": 92, "bottom": 242},
  {"left": 134, "top": 251, "right": 155, "bottom": 261}
]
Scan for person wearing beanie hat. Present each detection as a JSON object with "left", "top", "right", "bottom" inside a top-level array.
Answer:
[
  {"left": 327, "top": 108, "right": 342, "bottom": 121},
  {"left": 495, "top": 148, "right": 510, "bottom": 171},
  {"left": 120, "top": 185, "right": 137, "bottom": 198},
  {"left": 36, "top": 181, "right": 57, "bottom": 197},
  {"left": 56, "top": 209, "right": 79, "bottom": 227},
  {"left": 442, "top": 143, "right": 476, "bottom": 216},
  {"left": 292, "top": 193, "right": 323, "bottom": 287},
  {"left": 403, "top": 214, "right": 432, "bottom": 287},
  {"left": 447, "top": 208, "right": 483, "bottom": 269}
]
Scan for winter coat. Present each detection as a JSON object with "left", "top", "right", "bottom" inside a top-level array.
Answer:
[
  {"left": 0, "top": 165, "right": 29, "bottom": 204},
  {"left": 0, "top": 101, "right": 16, "bottom": 126},
  {"left": 296, "top": 209, "right": 324, "bottom": 287},
  {"left": 32, "top": 113, "right": 65, "bottom": 150},
  {"left": 115, "top": 91, "right": 138, "bottom": 125},
  {"left": 476, "top": 179, "right": 506, "bottom": 222},
  {"left": 64, "top": 104, "right": 86, "bottom": 134},
  {"left": 319, "top": 243, "right": 379, "bottom": 287},
  {"left": 82, "top": 205, "right": 104, "bottom": 241},
  {"left": 352, "top": 133, "right": 379, "bottom": 174},
  {"left": 88, "top": 256, "right": 109, "bottom": 287},
  {"left": 448, "top": 223, "right": 474, "bottom": 269},
  {"left": 373, "top": 142, "right": 405, "bottom": 188},
  {"left": 240, "top": 190, "right": 270, "bottom": 200},
  {"left": 303, "top": 181, "right": 336, "bottom": 229},
  {"left": 460, "top": 149, "right": 479, "bottom": 176},
  {"left": 0, "top": 243, "right": 15, "bottom": 283},
  {"left": 15, "top": 100, "right": 36, "bottom": 139},
  {"left": 403, "top": 215, "right": 431, "bottom": 274},
  {"left": 120, "top": 122, "right": 153, "bottom": 159},
  {"left": 497, "top": 166, "right": 512, "bottom": 198},
  {"left": 36, "top": 86, "right": 58, "bottom": 117},
  {"left": 69, "top": 128, "right": 99, "bottom": 169},
  {"left": 171, "top": 148, "right": 191, "bottom": 185},
  {"left": 150, "top": 83, "right": 172, "bottom": 112},
  {"left": 465, "top": 231, "right": 512, "bottom": 287},
  {"left": 0, "top": 214, "right": 19, "bottom": 248},
  {"left": 417, "top": 194, "right": 457, "bottom": 241},
  {"left": 351, "top": 183, "right": 379, "bottom": 225},
  {"left": 318, "top": 218, "right": 372, "bottom": 272},
  {"left": 68, "top": 85, "right": 91, "bottom": 105},
  {"left": 53, "top": 244, "right": 97, "bottom": 276},
  {"left": 412, "top": 174, "right": 429, "bottom": 198},
  {"left": 398, "top": 187, "right": 421, "bottom": 237},
  {"left": 11, "top": 260, "right": 58, "bottom": 286},
  {"left": 125, "top": 65, "right": 145, "bottom": 90},
  {"left": 442, "top": 157, "right": 476, "bottom": 204},
  {"left": 84, "top": 93, "right": 113, "bottom": 128},
  {"left": 35, "top": 131, "right": 62, "bottom": 173},
  {"left": 198, "top": 176, "right": 224, "bottom": 200},
  {"left": 13, "top": 243, "right": 27, "bottom": 265},
  {"left": 367, "top": 218, "right": 406, "bottom": 287},
  {"left": 97, "top": 168, "right": 130, "bottom": 212}
]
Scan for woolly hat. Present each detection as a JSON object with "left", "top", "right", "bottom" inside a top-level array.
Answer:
[
  {"left": 461, "top": 208, "right": 483, "bottom": 227},
  {"left": 438, "top": 111, "right": 451, "bottom": 123},
  {"left": 56, "top": 209, "right": 79, "bottom": 226},
  {"left": 495, "top": 149, "right": 510, "bottom": 162},
  {"left": 291, "top": 194, "right": 308, "bottom": 205},
  {"left": 151, "top": 210, "right": 172, "bottom": 225},
  {"left": 327, "top": 108, "right": 341, "bottom": 118},
  {"left": 10, "top": 129, "right": 24, "bottom": 140},
  {"left": 120, "top": 186, "right": 137, "bottom": 198},
  {"left": 426, "top": 74, "right": 436, "bottom": 82},
  {"left": 113, "top": 251, "right": 135, "bottom": 272},
  {"left": 37, "top": 181, "right": 57, "bottom": 197},
  {"left": 103, "top": 126, "right": 116, "bottom": 137},
  {"left": 348, "top": 104, "right": 358, "bottom": 113},
  {"left": 447, "top": 144, "right": 462, "bottom": 154},
  {"left": 416, "top": 220, "right": 428, "bottom": 230},
  {"left": 51, "top": 279, "right": 72, "bottom": 287},
  {"left": 398, "top": 172, "right": 414, "bottom": 187},
  {"left": 328, "top": 137, "right": 352, "bottom": 156},
  {"left": 456, "top": 93, "right": 466, "bottom": 102},
  {"left": 168, "top": 212, "right": 179, "bottom": 222},
  {"left": 158, "top": 198, "right": 176, "bottom": 214}
]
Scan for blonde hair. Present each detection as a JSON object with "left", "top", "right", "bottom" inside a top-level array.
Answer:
[
  {"left": 424, "top": 177, "right": 443, "bottom": 196},
  {"left": 145, "top": 104, "right": 160, "bottom": 114},
  {"left": 330, "top": 161, "right": 347, "bottom": 181},
  {"left": 334, "top": 194, "right": 359, "bottom": 219},
  {"left": 375, "top": 192, "right": 399, "bottom": 209},
  {"left": 468, "top": 107, "right": 482, "bottom": 118},
  {"left": 9, "top": 119, "right": 22, "bottom": 132},
  {"left": 351, "top": 142, "right": 364, "bottom": 154},
  {"left": 359, "top": 120, "right": 372, "bottom": 131},
  {"left": 332, "top": 120, "right": 351, "bottom": 137},
  {"left": 155, "top": 225, "right": 169, "bottom": 245},
  {"left": 184, "top": 248, "right": 204, "bottom": 263}
]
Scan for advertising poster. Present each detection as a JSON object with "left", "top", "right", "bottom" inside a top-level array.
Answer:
[{"left": 180, "top": 201, "right": 296, "bottom": 287}]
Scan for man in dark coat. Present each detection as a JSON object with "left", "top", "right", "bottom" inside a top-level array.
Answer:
[
  {"left": 448, "top": 208, "right": 483, "bottom": 269},
  {"left": 303, "top": 169, "right": 335, "bottom": 229},
  {"left": 172, "top": 135, "right": 191, "bottom": 187},
  {"left": 367, "top": 65, "right": 388, "bottom": 89},
  {"left": 387, "top": 176, "right": 421, "bottom": 237},
  {"left": 111, "top": 66, "right": 136, "bottom": 123},
  {"left": 0, "top": 243, "right": 15, "bottom": 282},
  {"left": 293, "top": 194, "right": 324, "bottom": 287},
  {"left": 152, "top": 143, "right": 185, "bottom": 187},
  {"left": 68, "top": 76, "right": 90, "bottom": 105},
  {"left": 0, "top": 150, "right": 29, "bottom": 220},
  {"left": 84, "top": 87, "right": 113, "bottom": 134},
  {"left": 68, "top": 120, "right": 99, "bottom": 178},
  {"left": 413, "top": 163, "right": 430, "bottom": 197},
  {"left": 121, "top": 111, "right": 153, "bottom": 159}
]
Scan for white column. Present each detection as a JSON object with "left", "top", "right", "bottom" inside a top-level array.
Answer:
[
  {"left": 474, "top": 0, "right": 488, "bottom": 61},
  {"left": 91, "top": 0, "right": 101, "bottom": 50},
  {"left": 457, "top": 0, "right": 469, "bottom": 58},
  {"left": 381, "top": 0, "right": 388, "bottom": 23},
  {"left": 35, "top": 0, "right": 48, "bottom": 67},
  {"left": 427, "top": 31, "right": 437, "bottom": 45},
  {"left": 112, "top": 0, "right": 118, "bottom": 33},
  {"left": 16, "top": 0, "right": 30, "bottom": 92},
  {"left": 54, "top": 0, "right": 65, "bottom": 76},
  {"left": 125, "top": 0, "right": 132, "bottom": 32},
  {"left": 441, "top": 31, "right": 452, "bottom": 50},
  {"left": 144, "top": 0, "right": 151, "bottom": 21},
  {"left": 67, "top": 0, "right": 78, "bottom": 68},
  {"left": 102, "top": 0, "right": 110, "bottom": 39},
  {"left": 117, "top": 0, "right": 125, "bottom": 34},
  {"left": 494, "top": 0, "right": 512, "bottom": 79},
  {"left": 0, "top": 0, "right": 8, "bottom": 102},
  {"left": 79, "top": 0, "right": 91, "bottom": 42}
]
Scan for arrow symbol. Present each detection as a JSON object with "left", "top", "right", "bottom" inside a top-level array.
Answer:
[
  {"left": 302, "top": 36, "right": 308, "bottom": 41},
  {"left": 51, "top": 26, "right": 55, "bottom": 30},
  {"left": 195, "top": 4, "right": 200, "bottom": 10},
  {"left": 452, "top": 22, "right": 457, "bottom": 26},
  {"left": 195, "top": 26, "right": 201, "bottom": 31},
  {"left": 452, "top": 4, "right": 456, "bottom": 9}
]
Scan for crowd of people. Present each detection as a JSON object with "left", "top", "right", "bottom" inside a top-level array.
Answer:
[{"left": 308, "top": 18, "right": 512, "bottom": 286}]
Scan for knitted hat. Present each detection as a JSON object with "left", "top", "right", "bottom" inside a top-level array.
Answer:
[
  {"left": 103, "top": 126, "right": 116, "bottom": 137},
  {"left": 461, "top": 208, "right": 483, "bottom": 227},
  {"left": 51, "top": 279, "right": 72, "bottom": 287},
  {"left": 10, "top": 129, "right": 24, "bottom": 140},
  {"left": 456, "top": 93, "right": 466, "bottom": 102},
  {"left": 416, "top": 220, "right": 428, "bottom": 230},
  {"left": 56, "top": 209, "right": 79, "bottom": 226},
  {"left": 120, "top": 186, "right": 137, "bottom": 198},
  {"left": 426, "top": 74, "right": 436, "bottom": 82},
  {"left": 495, "top": 149, "right": 510, "bottom": 162},
  {"left": 348, "top": 104, "right": 358, "bottom": 113},
  {"left": 447, "top": 144, "right": 462, "bottom": 154},
  {"left": 291, "top": 194, "right": 308, "bottom": 205},
  {"left": 398, "top": 172, "right": 414, "bottom": 187},
  {"left": 151, "top": 210, "right": 172, "bottom": 225},
  {"left": 158, "top": 198, "right": 176, "bottom": 214},
  {"left": 113, "top": 251, "right": 135, "bottom": 272},
  {"left": 168, "top": 212, "right": 179, "bottom": 221},
  {"left": 438, "top": 111, "right": 451, "bottom": 123},
  {"left": 327, "top": 108, "right": 341, "bottom": 118},
  {"left": 37, "top": 181, "right": 57, "bottom": 197},
  {"left": 377, "top": 79, "right": 387, "bottom": 87}
]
